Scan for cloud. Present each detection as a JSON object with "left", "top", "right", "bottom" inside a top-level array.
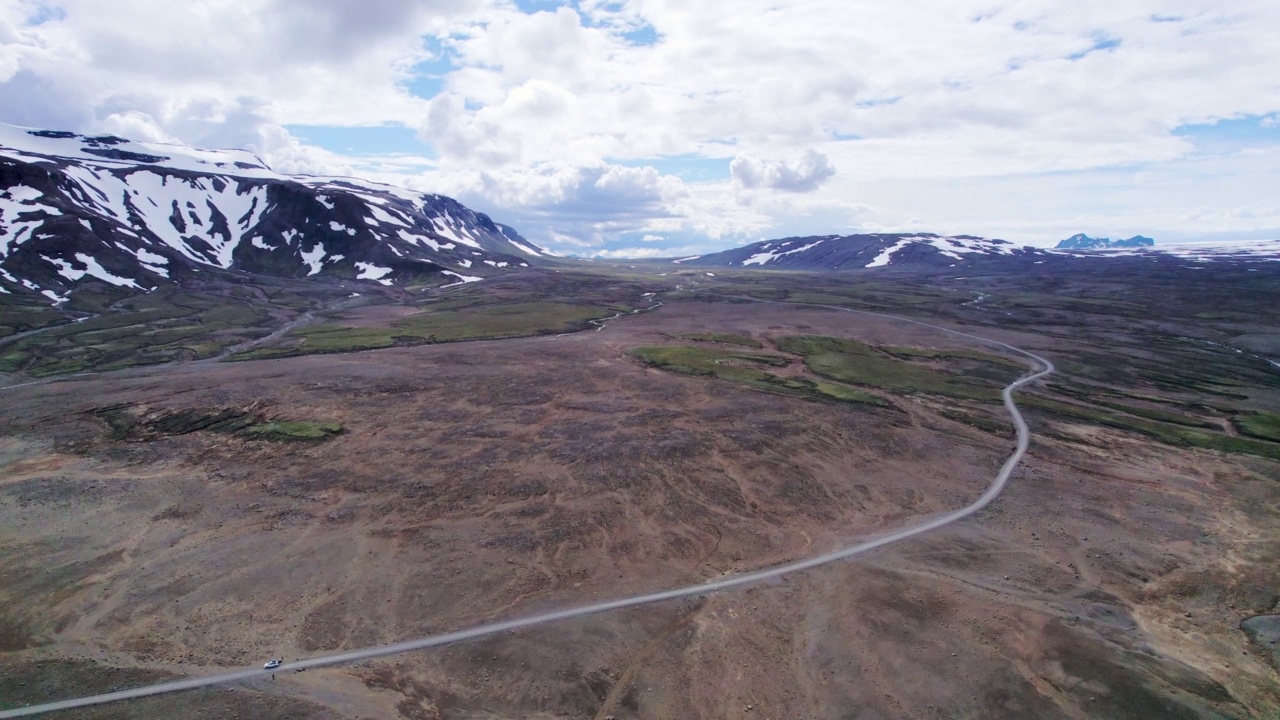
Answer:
[
  {"left": 591, "top": 245, "right": 709, "bottom": 259},
  {"left": 731, "top": 149, "right": 836, "bottom": 192},
  {"left": 97, "top": 110, "right": 175, "bottom": 143},
  {"left": 0, "top": 0, "right": 458, "bottom": 138},
  {"left": 457, "top": 162, "right": 687, "bottom": 216},
  {"left": 419, "top": 161, "right": 693, "bottom": 247},
  {"left": 2, "top": 0, "right": 1279, "bottom": 254}
]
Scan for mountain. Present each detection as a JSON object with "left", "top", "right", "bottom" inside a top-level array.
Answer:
[
  {"left": 1056, "top": 233, "right": 1155, "bottom": 249},
  {"left": 0, "top": 123, "right": 549, "bottom": 303},
  {"left": 675, "top": 232, "right": 1280, "bottom": 271},
  {"left": 672, "top": 233, "right": 1047, "bottom": 270}
]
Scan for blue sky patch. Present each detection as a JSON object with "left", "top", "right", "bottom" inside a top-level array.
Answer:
[
  {"left": 513, "top": 0, "right": 563, "bottom": 14},
  {"left": 1069, "top": 35, "right": 1121, "bottom": 60},
  {"left": 285, "top": 124, "right": 437, "bottom": 157},
  {"left": 622, "top": 25, "right": 660, "bottom": 46},
  {"left": 1173, "top": 115, "right": 1280, "bottom": 151},
  {"left": 614, "top": 155, "right": 731, "bottom": 183},
  {"left": 856, "top": 96, "right": 900, "bottom": 108},
  {"left": 403, "top": 40, "right": 460, "bottom": 100},
  {"left": 405, "top": 74, "right": 443, "bottom": 100},
  {"left": 25, "top": 3, "right": 65, "bottom": 25}
]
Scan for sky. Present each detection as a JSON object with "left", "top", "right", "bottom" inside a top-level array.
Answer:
[{"left": 1, "top": 0, "right": 1278, "bottom": 257}]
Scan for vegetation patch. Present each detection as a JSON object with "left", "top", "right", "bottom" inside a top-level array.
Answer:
[
  {"left": 0, "top": 286, "right": 338, "bottom": 376},
  {"left": 809, "top": 380, "right": 889, "bottom": 406},
  {"left": 1235, "top": 412, "right": 1280, "bottom": 443},
  {"left": 1093, "top": 400, "right": 1217, "bottom": 428},
  {"left": 939, "top": 408, "right": 1014, "bottom": 436},
  {"left": 93, "top": 404, "right": 342, "bottom": 443},
  {"left": 1139, "top": 370, "right": 1252, "bottom": 399},
  {"left": 0, "top": 298, "right": 72, "bottom": 339},
  {"left": 881, "top": 345, "right": 1025, "bottom": 369},
  {"left": 629, "top": 344, "right": 889, "bottom": 407},
  {"left": 370, "top": 300, "right": 607, "bottom": 341},
  {"left": 232, "top": 301, "right": 612, "bottom": 360},
  {"left": 630, "top": 344, "right": 786, "bottom": 378},
  {"left": 1023, "top": 396, "right": 1280, "bottom": 461},
  {"left": 774, "top": 335, "right": 1004, "bottom": 401},
  {"left": 675, "top": 332, "right": 763, "bottom": 348},
  {"left": 241, "top": 421, "right": 344, "bottom": 442}
]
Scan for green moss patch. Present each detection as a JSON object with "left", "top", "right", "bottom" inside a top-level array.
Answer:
[
  {"left": 0, "top": 286, "right": 337, "bottom": 376},
  {"left": 241, "top": 421, "right": 343, "bottom": 442},
  {"left": 809, "top": 381, "right": 889, "bottom": 405},
  {"left": 881, "top": 345, "right": 1025, "bottom": 369},
  {"left": 93, "top": 405, "right": 342, "bottom": 443},
  {"left": 774, "top": 335, "right": 1004, "bottom": 401},
  {"left": 629, "top": 344, "right": 888, "bottom": 407},
  {"left": 1235, "top": 412, "right": 1280, "bottom": 443},
  {"left": 675, "top": 332, "right": 764, "bottom": 348},
  {"left": 231, "top": 301, "right": 612, "bottom": 360},
  {"left": 1023, "top": 396, "right": 1280, "bottom": 461}
]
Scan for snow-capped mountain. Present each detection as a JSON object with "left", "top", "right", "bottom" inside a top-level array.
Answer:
[
  {"left": 673, "top": 233, "right": 1045, "bottom": 270},
  {"left": 0, "top": 123, "right": 549, "bottom": 302},
  {"left": 1066, "top": 239, "right": 1280, "bottom": 262},
  {"left": 1056, "top": 233, "right": 1154, "bottom": 250},
  {"left": 674, "top": 233, "right": 1280, "bottom": 271}
]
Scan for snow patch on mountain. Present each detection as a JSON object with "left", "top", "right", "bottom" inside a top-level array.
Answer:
[
  {"left": 355, "top": 262, "right": 393, "bottom": 285},
  {"left": 369, "top": 204, "right": 409, "bottom": 228},
  {"left": 431, "top": 212, "right": 483, "bottom": 249},
  {"left": 677, "top": 233, "right": 1042, "bottom": 271},
  {"left": 0, "top": 122, "right": 552, "bottom": 301},
  {"left": 865, "top": 237, "right": 917, "bottom": 268},
  {"left": 743, "top": 238, "right": 827, "bottom": 266},
  {"left": 441, "top": 270, "right": 482, "bottom": 285},
  {"left": 1062, "top": 239, "right": 1280, "bottom": 261},
  {"left": 300, "top": 243, "right": 326, "bottom": 276},
  {"left": 45, "top": 253, "right": 140, "bottom": 288}
]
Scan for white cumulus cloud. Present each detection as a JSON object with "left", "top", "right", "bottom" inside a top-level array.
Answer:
[
  {"left": 1, "top": 0, "right": 1279, "bottom": 252},
  {"left": 731, "top": 149, "right": 836, "bottom": 193}
]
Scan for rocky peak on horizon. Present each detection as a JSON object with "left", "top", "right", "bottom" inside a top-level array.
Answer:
[{"left": 1056, "top": 233, "right": 1155, "bottom": 250}]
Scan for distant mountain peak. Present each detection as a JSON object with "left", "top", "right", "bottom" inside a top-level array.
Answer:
[
  {"left": 672, "top": 232, "right": 1277, "bottom": 272},
  {"left": 673, "top": 233, "right": 1037, "bottom": 271},
  {"left": 1056, "top": 233, "right": 1155, "bottom": 250}
]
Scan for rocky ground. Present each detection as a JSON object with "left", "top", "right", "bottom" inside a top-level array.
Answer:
[{"left": 1, "top": 265, "right": 1277, "bottom": 719}]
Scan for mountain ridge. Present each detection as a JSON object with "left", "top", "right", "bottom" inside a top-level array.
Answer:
[
  {"left": 671, "top": 233, "right": 1045, "bottom": 271},
  {"left": 0, "top": 123, "right": 549, "bottom": 303},
  {"left": 668, "top": 233, "right": 1280, "bottom": 271}
]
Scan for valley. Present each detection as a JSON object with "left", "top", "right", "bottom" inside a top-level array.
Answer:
[{"left": 1, "top": 259, "right": 1278, "bottom": 719}]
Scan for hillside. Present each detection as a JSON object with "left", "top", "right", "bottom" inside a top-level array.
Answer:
[
  {"left": 672, "top": 233, "right": 1046, "bottom": 270},
  {"left": 0, "top": 124, "right": 549, "bottom": 303}
]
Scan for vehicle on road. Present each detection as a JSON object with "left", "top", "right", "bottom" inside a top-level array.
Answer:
[{"left": 263, "top": 659, "right": 282, "bottom": 670}]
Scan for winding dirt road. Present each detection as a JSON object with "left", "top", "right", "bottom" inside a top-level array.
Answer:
[{"left": 0, "top": 297, "right": 1053, "bottom": 718}]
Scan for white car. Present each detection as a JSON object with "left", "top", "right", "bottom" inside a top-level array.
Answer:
[{"left": 263, "top": 659, "right": 282, "bottom": 670}]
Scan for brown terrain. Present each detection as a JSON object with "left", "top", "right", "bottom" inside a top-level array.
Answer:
[{"left": 1, "top": 264, "right": 1278, "bottom": 719}]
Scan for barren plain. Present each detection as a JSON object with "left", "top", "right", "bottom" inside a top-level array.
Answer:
[{"left": 1, "top": 261, "right": 1278, "bottom": 719}]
